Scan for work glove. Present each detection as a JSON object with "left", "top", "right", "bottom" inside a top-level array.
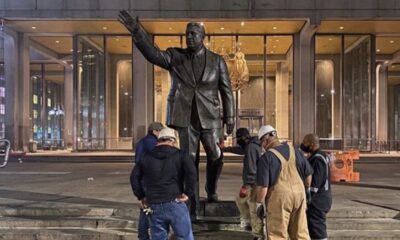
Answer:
[
  {"left": 256, "top": 202, "right": 265, "bottom": 219},
  {"left": 239, "top": 186, "right": 248, "bottom": 198},
  {"left": 306, "top": 188, "right": 312, "bottom": 205}
]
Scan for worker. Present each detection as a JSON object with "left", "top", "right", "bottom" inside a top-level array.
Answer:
[
  {"left": 301, "top": 133, "right": 332, "bottom": 240},
  {"left": 256, "top": 125, "right": 313, "bottom": 239}
]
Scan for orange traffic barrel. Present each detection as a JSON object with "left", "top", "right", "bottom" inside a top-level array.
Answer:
[{"left": 330, "top": 150, "right": 360, "bottom": 182}]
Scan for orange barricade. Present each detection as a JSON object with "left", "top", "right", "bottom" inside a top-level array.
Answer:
[{"left": 330, "top": 150, "right": 360, "bottom": 182}]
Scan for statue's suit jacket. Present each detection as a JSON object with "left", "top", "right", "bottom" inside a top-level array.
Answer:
[{"left": 132, "top": 25, "right": 235, "bottom": 130}]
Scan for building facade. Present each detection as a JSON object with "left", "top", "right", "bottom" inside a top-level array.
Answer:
[{"left": 1, "top": 0, "right": 400, "bottom": 152}]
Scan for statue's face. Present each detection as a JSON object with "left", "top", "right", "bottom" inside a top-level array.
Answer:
[{"left": 186, "top": 25, "right": 204, "bottom": 51}]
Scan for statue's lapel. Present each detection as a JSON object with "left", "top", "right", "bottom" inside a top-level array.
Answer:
[
  {"left": 182, "top": 54, "right": 196, "bottom": 86},
  {"left": 200, "top": 50, "right": 213, "bottom": 84}
]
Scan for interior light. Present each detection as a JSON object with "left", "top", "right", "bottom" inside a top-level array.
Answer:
[
  {"left": 339, "top": 26, "right": 344, "bottom": 30},
  {"left": 390, "top": 40, "right": 395, "bottom": 44},
  {"left": 116, "top": 38, "right": 120, "bottom": 41},
  {"left": 168, "top": 27, "right": 173, "bottom": 30},
  {"left": 55, "top": 40, "right": 60, "bottom": 44},
  {"left": 385, "top": 61, "right": 389, "bottom": 64},
  {"left": 220, "top": 27, "right": 225, "bottom": 30},
  {"left": 31, "top": 26, "right": 37, "bottom": 30},
  {"left": 102, "top": 26, "right": 107, "bottom": 30},
  {"left": 240, "top": 21, "right": 245, "bottom": 26},
  {"left": 270, "top": 51, "right": 274, "bottom": 53},
  {"left": 275, "top": 39, "right": 280, "bottom": 42},
  {"left": 272, "top": 26, "right": 278, "bottom": 30},
  {"left": 200, "top": 22, "right": 204, "bottom": 26},
  {"left": 168, "top": 40, "right": 171, "bottom": 43},
  {"left": 330, "top": 89, "right": 335, "bottom": 94},
  {"left": 70, "top": 49, "right": 73, "bottom": 52},
  {"left": 377, "top": 49, "right": 381, "bottom": 52},
  {"left": 329, "top": 38, "right": 333, "bottom": 41}
]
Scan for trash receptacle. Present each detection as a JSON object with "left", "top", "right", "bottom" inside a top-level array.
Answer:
[{"left": 28, "top": 140, "right": 37, "bottom": 153}]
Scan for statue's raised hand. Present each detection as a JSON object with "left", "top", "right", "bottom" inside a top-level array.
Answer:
[{"left": 118, "top": 10, "right": 140, "bottom": 34}]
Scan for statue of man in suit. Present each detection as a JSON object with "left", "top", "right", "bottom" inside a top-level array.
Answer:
[{"left": 119, "top": 10, "right": 235, "bottom": 216}]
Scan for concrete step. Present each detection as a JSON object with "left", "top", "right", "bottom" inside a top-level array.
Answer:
[
  {"left": 1, "top": 205, "right": 397, "bottom": 219},
  {"left": 0, "top": 216, "right": 136, "bottom": 229},
  {"left": 0, "top": 207, "right": 140, "bottom": 219},
  {"left": 327, "top": 218, "right": 400, "bottom": 231},
  {"left": 328, "top": 230, "right": 400, "bottom": 240},
  {"left": 0, "top": 228, "right": 137, "bottom": 240}
]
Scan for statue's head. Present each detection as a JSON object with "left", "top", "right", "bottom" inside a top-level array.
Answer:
[{"left": 186, "top": 22, "right": 205, "bottom": 51}]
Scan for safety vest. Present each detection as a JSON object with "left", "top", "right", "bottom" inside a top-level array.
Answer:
[{"left": 310, "top": 153, "right": 331, "bottom": 194}]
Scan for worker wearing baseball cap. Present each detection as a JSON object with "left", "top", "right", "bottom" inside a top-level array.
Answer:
[{"left": 255, "top": 125, "right": 313, "bottom": 239}]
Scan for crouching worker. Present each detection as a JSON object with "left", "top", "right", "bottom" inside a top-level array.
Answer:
[
  {"left": 229, "top": 128, "right": 264, "bottom": 239},
  {"left": 130, "top": 127, "right": 197, "bottom": 240}
]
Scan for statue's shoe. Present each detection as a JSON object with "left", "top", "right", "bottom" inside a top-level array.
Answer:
[{"left": 207, "top": 194, "right": 218, "bottom": 203}]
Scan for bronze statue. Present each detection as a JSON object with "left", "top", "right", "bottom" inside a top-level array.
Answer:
[{"left": 119, "top": 10, "right": 235, "bottom": 216}]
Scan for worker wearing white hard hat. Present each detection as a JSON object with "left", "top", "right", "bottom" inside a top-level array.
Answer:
[
  {"left": 130, "top": 126, "right": 197, "bottom": 240},
  {"left": 255, "top": 125, "right": 313, "bottom": 239}
]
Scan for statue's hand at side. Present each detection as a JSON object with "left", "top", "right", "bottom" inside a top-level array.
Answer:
[
  {"left": 224, "top": 117, "right": 235, "bottom": 135},
  {"left": 118, "top": 10, "right": 140, "bottom": 34}
]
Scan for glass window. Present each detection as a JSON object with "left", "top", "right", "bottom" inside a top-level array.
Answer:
[
  {"left": 315, "top": 35, "right": 342, "bottom": 144},
  {"left": 105, "top": 35, "right": 133, "bottom": 149},
  {"left": 77, "top": 36, "right": 105, "bottom": 150},
  {"left": 154, "top": 36, "right": 181, "bottom": 124},
  {"left": 0, "top": 36, "right": 5, "bottom": 138},
  {"left": 31, "top": 63, "right": 65, "bottom": 149},
  {"left": 343, "top": 35, "right": 371, "bottom": 151},
  {"left": 31, "top": 64, "right": 44, "bottom": 146},
  {"left": 236, "top": 36, "right": 264, "bottom": 136},
  {"left": 266, "top": 36, "right": 293, "bottom": 140}
]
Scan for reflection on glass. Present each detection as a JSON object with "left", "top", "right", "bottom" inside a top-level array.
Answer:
[
  {"left": 154, "top": 36, "right": 181, "bottom": 124},
  {"left": 315, "top": 35, "right": 342, "bottom": 142},
  {"left": 343, "top": 35, "right": 371, "bottom": 150},
  {"left": 31, "top": 63, "right": 65, "bottom": 149},
  {"left": 388, "top": 64, "right": 400, "bottom": 146},
  {"left": 236, "top": 36, "right": 264, "bottom": 135},
  {"left": 153, "top": 34, "right": 293, "bottom": 141},
  {"left": 266, "top": 36, "right": 293, "bottom": 140},
  {"left": 77, "top": 36, "right": 105, "bottom": 150},
  {"left": 106, "top": 36, "right": 133, "bottom": 149},
  {"left": 0, "top": 37, "right": 4, "bottom": 139}
]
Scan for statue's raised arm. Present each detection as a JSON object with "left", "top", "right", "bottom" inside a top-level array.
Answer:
[
  {"left": 118, "top": 10, "right": 171, "bottom": 69},
  {"left": 118, "top": 10, "right": 140, "bottom": 34}
]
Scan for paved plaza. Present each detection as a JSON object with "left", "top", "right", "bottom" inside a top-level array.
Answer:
[{"left": 0, "top": 158, "right": 398, "bottom": 239}]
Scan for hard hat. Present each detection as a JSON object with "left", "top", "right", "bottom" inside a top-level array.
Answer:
[
  {"left": 148, "top": 122, "right": 164, "bottom": 131},
  {"left": 158, "top": 127, "right": 176, "bottom": 141},
  {"left": 258, "top": 125, "right": 276, "bottom": 140}
]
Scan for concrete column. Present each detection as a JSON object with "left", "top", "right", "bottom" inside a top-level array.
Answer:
[
  {"left": 2, "top": 28, "right": 18, "bottom": 150},
  {"left": 3, "top": 29, "right": 30, "bottom": 151},
  {"left": 275, "top": 62, "right": 289, "bottom": 140},
  {"left": 376, "top": 64, "right": 388, "bottom": 141},
  {"left": 132, "top": 44, "right": 154, "bottom": 147},
  {"left": 292, "top": 22, "right": 317, "bottom": 145},
  {"left": 64, "top": 67, "right": 73, "bottom": 149},
  {"left": 17, "top": 32, "right": 31, "bottom": 152}
]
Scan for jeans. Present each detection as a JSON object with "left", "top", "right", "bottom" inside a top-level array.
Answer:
[
  {"left": 149, "top": 201, "right": 194, "bottom": 240},
  {"left": 138, "top": 209, "right": 150, "bottom": 240}
]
